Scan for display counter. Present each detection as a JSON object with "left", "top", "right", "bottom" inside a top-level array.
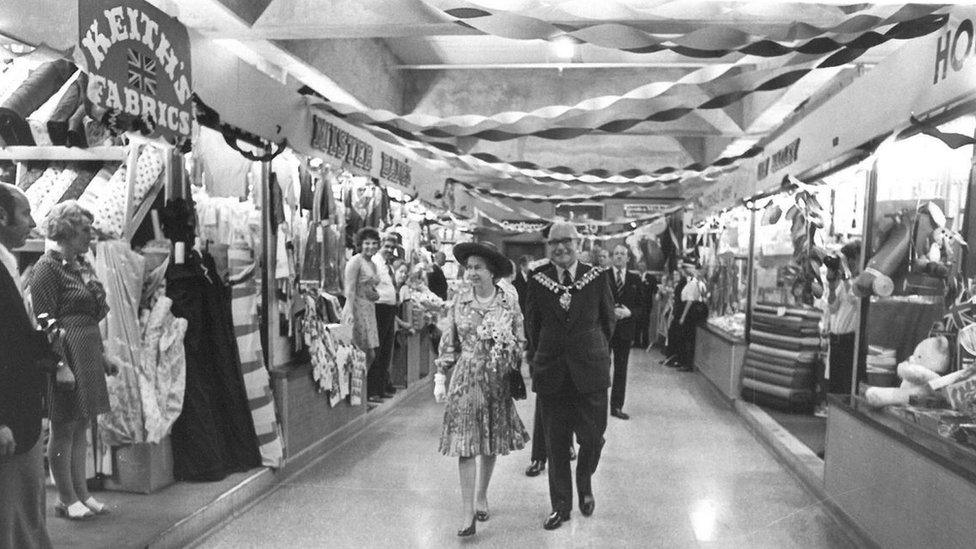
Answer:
[
  {"left": 695, "top": 323, "right": 747, "bottom": 401},
  {"left": 270, "top": 361, "right": 366, "bottom": 460},
  {"left": 824, "top": 395, "right": 976, "bottom": 549},
  {"left": 391, "top": 330, "right": 433, "bottom": 388}
]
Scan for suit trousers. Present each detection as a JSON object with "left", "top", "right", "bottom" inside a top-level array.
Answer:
[
  {"left": 610, "top": 342, "right": 631, "bottom": 411},
  {"left": 539, "top": 386, "right": 608, "bottom": 514},
  {"left": 0, "top": 438, "right": 52, "bottom": 549},
  {"left": 368, "top": 303, "right": 397, "bottom": 396},
  {"left": 530, "top": 395, "right": 547, "bottom": 462}
]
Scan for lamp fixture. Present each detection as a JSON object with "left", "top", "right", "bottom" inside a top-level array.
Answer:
[{"left": 550, "top": 35, "right": 576, "bottom": 60}]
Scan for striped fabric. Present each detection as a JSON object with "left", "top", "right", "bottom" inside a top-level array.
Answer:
[{"left": 228, "top": 242, "right": 283, "bottom": 468}]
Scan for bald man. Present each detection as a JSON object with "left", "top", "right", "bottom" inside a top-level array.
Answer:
[{"left": 0, "top": 183, "right": 56, "bottom": 549}]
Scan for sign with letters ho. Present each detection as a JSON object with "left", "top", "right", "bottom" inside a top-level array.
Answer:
[{"left": 77, "top": 0, "right": 192, "bottom": 142}]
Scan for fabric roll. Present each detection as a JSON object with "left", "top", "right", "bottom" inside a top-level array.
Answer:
[
  {"left": 0, "top": 59, "right": 75, "bottom": 146},
  {"left": 745, "top": 348, "right": 813, "bottom": 369},
  {"left": 742, "top": 365, "right": 815, "bottom": 389},
  {"left": 748, "top": 343, "right": 816, "bottom": 363},
  {"left": 16, "top": 163, "right": 47, "bottom": 192},
  {"left": 229, "top": 242, "right": 283, "bottom": 468},
  {"left": 31, "top": 167, "right": 77, "bottom": 226},
  {"left": 741, "top": 377, "right": 813, "bottom": 402},
  {"left": 744, "top": 358, "right": 815, "bottom": 379},
  {"left": 27, "top": 70, "right": 81, "bottom": 146},
  {"left": 65, "top": 104, "right": 89, "bottom": 148},
  {"left": 46, "top": 71, "right": 87, "bottom": 146},
  {"left": 132, "top": 145, "right": 164, "bottom": 206},
  {"left": 753, "top": 304, "right": 822, "bottom": 321},
  {"left": 57, "top": 162, "right": 102, "bottom": 203},
  {"left": 750, "top": 330, "right": 821, "bottom": 351},
  {"left": 741, "top": 383, "right": 815, "bottom": 413}
]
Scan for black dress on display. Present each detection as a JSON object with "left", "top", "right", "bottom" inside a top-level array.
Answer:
[
  {"left": 161, "top": 198, "right": 260, "bottom": 481},
  {"left": 166, "top": 251, "right": 261, "bottom": 481}
]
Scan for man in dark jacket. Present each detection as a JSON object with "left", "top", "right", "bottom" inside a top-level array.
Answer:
[
  {"left": 607, "top": 245, "right": 643, "bottom": 420},
  {"left": 0, "top": 183, "right": 59, "bottom": 549},
  {"left": 526, "top": 221, "right": 615, "bottom": 530},
  {"left": 427, "top": 251, "right": 448, "bottom": 301}
]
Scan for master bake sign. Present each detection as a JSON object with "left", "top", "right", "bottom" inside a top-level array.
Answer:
[{"left": 77, "top": 0, "right": 192, "bottom": 142}]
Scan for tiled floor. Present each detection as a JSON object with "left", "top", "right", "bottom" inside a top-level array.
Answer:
[{"left": 198, "top": 349, "right": 856, "bottom": 548}]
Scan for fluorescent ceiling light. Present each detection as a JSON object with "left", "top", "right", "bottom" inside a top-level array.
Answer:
[{"left": 551, "top": 36, "right": 576, "bottom": 60}]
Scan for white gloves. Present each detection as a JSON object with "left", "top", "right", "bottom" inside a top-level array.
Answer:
[
  {"left": 614, "top": 305, "right": 632, "bottom": 320},
  {"left": 434, "top": 373, "right": 447, "bottom": 403}
]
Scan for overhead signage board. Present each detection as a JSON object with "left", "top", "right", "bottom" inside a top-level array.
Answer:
[
  {"left": 77, "top": 0, "right": 192, "bottom": 142},
  {"left": 622, "top": 203, "right": 675, "bottom": 217},
  {"left": 310, "top": 114, "right": 413, "bottom": 189}
]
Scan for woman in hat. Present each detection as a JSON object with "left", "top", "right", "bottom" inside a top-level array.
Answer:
[{"left": 433, "top": 241, "right": 529, "bottom": 537}]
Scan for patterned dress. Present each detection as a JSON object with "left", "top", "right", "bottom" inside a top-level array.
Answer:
[
  {"left": 29, "top": 250, "right": 111, "bottom": 423},
  {"left": 437, "top": 287, "right": 529, "bottom": 457},
  {"left": 344, "top": 254, "right": 380, "bottom": 351}
]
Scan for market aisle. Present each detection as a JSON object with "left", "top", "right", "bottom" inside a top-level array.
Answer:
[{"left": 198, "top": 349, "right": 855, "bottom": 549}]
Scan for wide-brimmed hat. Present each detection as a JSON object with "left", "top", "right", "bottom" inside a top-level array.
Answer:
[
  {"left": 545, "top": 221, "right": 582, "bottom": 242},
  {"left": 453, "top": 241, "right": 513, "bottom": 278}
]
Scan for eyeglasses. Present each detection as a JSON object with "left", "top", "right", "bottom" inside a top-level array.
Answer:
[{"left": 547, "top": 238, "right": 576, "bottom": 246}]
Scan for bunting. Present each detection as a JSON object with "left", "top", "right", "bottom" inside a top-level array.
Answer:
[
  {"left": 907, "top": 115, "right": 976, "bottom": 150},
  {"left": 430, "top": 1, "right": 948, "bottom": 58}
]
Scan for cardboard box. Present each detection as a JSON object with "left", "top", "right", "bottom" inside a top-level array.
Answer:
[{"left": 106, "top": 436, "right": 175, "bottom": 494}]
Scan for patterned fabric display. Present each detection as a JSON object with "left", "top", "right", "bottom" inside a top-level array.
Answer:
[
  {"left": 26, "top": 70, "right": 81, "bottom": 145},
  {"left": 133, "top": 145, "right": 164, "bottom": 205},
  {"left": 31, "top": 167, "right": 77, "bottom": 226},
  {"left": 229, "top": 242, "right": 283, "bottom": 468},
  {"left": 78, "top": 162, "right": 127, "bottom": 238}
]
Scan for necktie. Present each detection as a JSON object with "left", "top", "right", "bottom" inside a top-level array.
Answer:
[
  {"left": 562, "top": 269, "right": 573, "bottom": 287},
  {"left": 616, "top": 270, "right": 624, "bottom": 292}
]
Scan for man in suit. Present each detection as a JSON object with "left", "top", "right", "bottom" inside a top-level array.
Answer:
[
  {"left": 0, "top": 183, "right": 60, "bottom": 549},
  {"left": 525, "top": 221, "right": 615, "bottom": 530},
  {"left": 427, "top": 251, "right": 448, "bottom": 301},
  {"left": 608, "top": 245, "right": 643, "bottom": 420},
  {"left": 512, "top": 255, "right": 531, "bottom": 312}
]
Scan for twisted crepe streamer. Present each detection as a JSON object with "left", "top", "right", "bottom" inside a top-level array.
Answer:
[{"left": 432, "top": 1, "right": 947, "bottom": 57}]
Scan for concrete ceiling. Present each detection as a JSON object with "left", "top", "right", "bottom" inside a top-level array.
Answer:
[{"left": 0, "top": 0, "right": 921, "bottom": 208}]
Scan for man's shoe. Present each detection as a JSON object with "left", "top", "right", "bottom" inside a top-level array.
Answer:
[
  {"left": 525, "top": 460, "right": 546, "bottom": 477},
  {"left": 382, "top": 390, "right": 396, "bottom": 398},
  {"left": 367, "top": 395, "right": 383, "bottom": 404},
  {"left": 543, "top": 510, "right": 570, "bottom": 530},
  {"left": 580, "top": 495, "right": 596, "bottom": 517},
  {"left": 611, "top": 408, "right": 630, "bottom": 420},
  {"left": 677, "top": 365, "right": 693, "bottom": 372}
]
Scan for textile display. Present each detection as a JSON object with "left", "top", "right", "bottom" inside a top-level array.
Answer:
[
  {"left": 0, "top": 59, "right": 75, "bottom": 146},
  {"left": 93, "top": 242, "right": 187, "bottom": 446},
  {"left": 166, "top": 251, "right": 261, "bottom": 481},
  {"left": 741, "top": 303, "right": 822, "bottom": 412},
  {"left": 23, "top": 165, "right": 77, "bottom": 227},
  {"left": 26, "top": 70, "right": 82, "bottom": 146},
  {"left": 302, "top": 293, "right": 368, "bottom": 407},
  {"left": 228, "top": 242, "right": 283, "bottom": 468}
]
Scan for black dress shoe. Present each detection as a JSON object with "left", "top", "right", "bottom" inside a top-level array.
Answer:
[
  {"left": 611, "top": 408, "right": 630, "bottom": 420},
  {"left": 580, "top": 495, "right": 596, "bottom": 517},
  {"left": 543, "top": 510, "right": 570, "bottom": 530},
  {"left": 525, "top": 461, "right": 546, "bottom": 477},
  {"left": 457, "top": 516, "right": 476, "bottom": 537}
]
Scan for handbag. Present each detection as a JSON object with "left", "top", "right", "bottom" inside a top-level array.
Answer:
[
  {"left": 509, "top": 369, "right": 527, "bottom": 400},
  {"left": 363, "top": 283, "right": 380, "bottom": 302}
]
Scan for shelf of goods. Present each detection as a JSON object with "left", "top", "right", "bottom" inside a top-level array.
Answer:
[
  {"left": 740, "top": 303, "right": 822, "bottom": 412},
  {"left": 4, "top": 144, "right": 168, "bottom": 252}
]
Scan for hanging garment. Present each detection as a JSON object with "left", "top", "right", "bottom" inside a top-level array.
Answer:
[
  {"left": 93, "top": 241, "right": 148, "bottom": 446},
  {"left": 167, "top": 252, "right": 261, "bottom": 481},
  {"left": 228, "top": 242, "right": 283, "bottom": 468},
  {"left": 138, "top": 293, "right": 188, "bottom": 444},
  {"left": 196, "top": 126, "right": 252, "bottom": 198}
]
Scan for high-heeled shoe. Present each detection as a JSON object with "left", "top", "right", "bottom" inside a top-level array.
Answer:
[
  {"left": 54, "top": 501, "right": 94, "bottom": 520},
  {"left": 457, "top": 515, "right": 477, "bottom": 537},
  {"left": 83, "top": 497, "right": 109, "bottom": 515}
]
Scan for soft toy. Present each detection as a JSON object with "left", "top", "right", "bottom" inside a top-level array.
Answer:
[
  {"left": 914, "top": 202, "right": 966, "bottom": 278},
  {"left": 865, "top": 336, "right": 952, "bottom": 407}
]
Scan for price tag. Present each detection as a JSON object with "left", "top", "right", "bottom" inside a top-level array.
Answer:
[{"left": 776, "top": 306, "right": 787, "bottom": 317}]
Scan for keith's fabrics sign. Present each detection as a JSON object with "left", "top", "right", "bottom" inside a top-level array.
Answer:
[{"left": 78, "top": 0, "right": 192, "bottom": 141}]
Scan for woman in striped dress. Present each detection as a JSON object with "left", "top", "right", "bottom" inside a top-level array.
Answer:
[{"left": 29, "top": 201, "right": 119, "bottom": 520}]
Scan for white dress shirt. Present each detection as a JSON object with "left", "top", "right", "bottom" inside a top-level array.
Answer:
[{"left": 372, "top": 254, "right": 397, "bottom": 305}]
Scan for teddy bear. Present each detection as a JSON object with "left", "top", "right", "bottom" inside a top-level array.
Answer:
[{"left": 864, "top": 335, "right": 952, "bottom": 408}]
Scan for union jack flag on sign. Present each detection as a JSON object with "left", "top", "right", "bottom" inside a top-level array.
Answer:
[{"left": 127, "top": 48, "right": 157, "bottom": 95}]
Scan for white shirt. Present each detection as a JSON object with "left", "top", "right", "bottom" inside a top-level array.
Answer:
[
  {"left": 554, "top": 261, "right": 579, "bottom": 285},
  {"left": 0, "top": 242, "right": 33, "bottom": 323},
  {"left": 681, "top": 277, "right": 705, "bottom": 302},
  {"left": 827, "top": 280, "right": 859, "bottom": 335},
  {"left": 372, "top": 254, "right": 397, "bottom": 305},
  {"left": 613, "top": 267, "right": 627, "bottom": 287}
]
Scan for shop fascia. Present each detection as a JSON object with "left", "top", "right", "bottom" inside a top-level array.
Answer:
[
  {"left": 309, "top": 113, "right": 415, "bottom": 194},
  {"left": 751, "top": 5, "right": 976, "bottom": 193}
]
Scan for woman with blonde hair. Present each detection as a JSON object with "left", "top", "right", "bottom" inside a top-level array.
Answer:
[{"left": 29, "top": 201, "right": 119, "bottom": 520}]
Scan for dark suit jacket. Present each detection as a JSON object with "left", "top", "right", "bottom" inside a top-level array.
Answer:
[
  {"left": 0, "top": 264, "right": 53, "bottom": 455},
  {"left": 513, "top": 270, "right": 529, "bottom": 312},
  {"left": 610, "top": 269, "right": 644, "bottom": 345},
  {"left": 525, "top": 262, "right": 616, "bottom": 394},
  {"left": 428, "top": 264, "right": 448, "bottom": 301}
]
